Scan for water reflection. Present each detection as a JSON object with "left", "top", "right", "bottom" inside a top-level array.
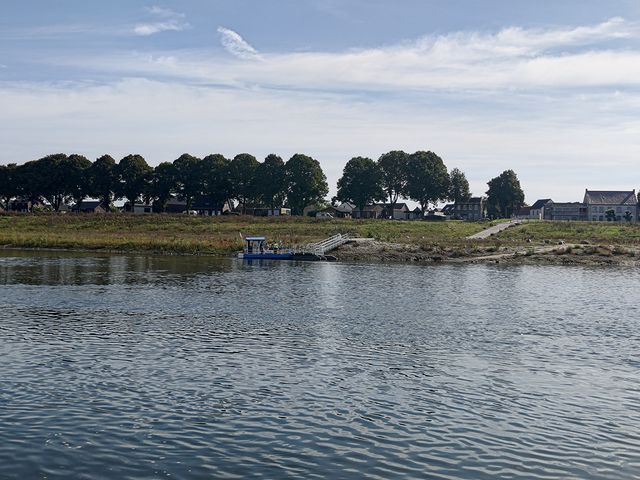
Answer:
[{"left": 0, "top": 250, "right": 235, "bottom": 286}]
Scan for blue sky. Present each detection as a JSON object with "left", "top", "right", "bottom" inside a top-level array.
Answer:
[{"left": 2, "top": 0, "right": 640, "bottom": 202}]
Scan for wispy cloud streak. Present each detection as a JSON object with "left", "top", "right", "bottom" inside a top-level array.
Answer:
[
  {"left": 217, "top": 27, "right": 262, "bottom": 60},
  {"left": 134, "top": 6, "right": 189, "bottom": 36}
]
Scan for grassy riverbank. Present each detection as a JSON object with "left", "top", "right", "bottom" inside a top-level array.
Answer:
[
  {"left": 2, "top": 214, "right": 640, "bottom": 264},
  {"left": 0, "top": 213, "right": 491, "bottom": 255}
]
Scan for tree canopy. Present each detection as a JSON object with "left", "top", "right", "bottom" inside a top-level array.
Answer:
[
  {"left": 378, "top": 150, "right": 408, "bottom": 209},
  {"left": 285, "top": 154, "right": 328, "bottom": 216},
  {"left": 405, "top": 151, "right": 450, "bottom": 213},
  {"left": 200, "top": 154, "right": 232, "bottom": 214},
  {"left": 88, "top": 155, "right": 117, "bottom": 211},
  {"left": 173, "top": 153, "right": 202, "bottom": 211},
  {"left": 337, "top": 156, "right": 385, "bottom": 216},
  {"left": 486, "top": 169, "right": 525, "bottom": 218},
  {"left": 449, "top": 167, "right": 471, "bottom": 204},
  {"left": 116, "top": 154, "right": 152, "bottom": 210},
  {"left": 229, "top": 153, "right": 259, "bottom": 214},
  {"left": 256, "top": 154, "right": 286, "bottom": 211},
  {"left": 1, "top": 148, "right": 482, "bottom": 219}
]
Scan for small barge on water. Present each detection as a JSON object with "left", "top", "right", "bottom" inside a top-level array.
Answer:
[{"left": 238, "top": 236, "right": 338, "bottom": 262}]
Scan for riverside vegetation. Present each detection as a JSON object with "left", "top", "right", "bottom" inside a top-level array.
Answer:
[{"left": 2, "top": 213, "right": 640, "bottom": 265}]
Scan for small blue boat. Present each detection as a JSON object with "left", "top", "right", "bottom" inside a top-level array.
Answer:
[{"left": 238, "top": 236, "right": 294, "bottom": 260}]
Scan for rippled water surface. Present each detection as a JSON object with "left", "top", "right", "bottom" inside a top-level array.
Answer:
[{"left": 1, "top": 251, "right": 640, "bottom": 479}]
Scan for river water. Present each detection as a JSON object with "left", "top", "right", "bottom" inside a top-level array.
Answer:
[{"left": 1, "top": 251, "right": 639, "bottom": 479}]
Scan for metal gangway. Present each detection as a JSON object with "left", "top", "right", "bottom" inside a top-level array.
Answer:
[{"left": 297, "top": 233, "right": 351, "bottom": 256}]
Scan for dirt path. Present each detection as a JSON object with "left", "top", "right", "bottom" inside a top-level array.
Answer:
[{"left": 466, "top": 220, "right": 522, "bottom": 240}]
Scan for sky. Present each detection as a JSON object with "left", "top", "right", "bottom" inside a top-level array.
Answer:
[{"left": 2, "top": 0, "right": 640, "bottom": 203}]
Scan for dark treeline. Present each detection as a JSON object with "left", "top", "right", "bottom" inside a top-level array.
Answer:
[
  {"left": 336, "top": 151, "right": 524, "bottom": 218},
  {"left": 0, "top": 152, "right": 329, "bottom": 215},
  {"left": 0, "top": 150, "right": 524, "bottom": 218}
]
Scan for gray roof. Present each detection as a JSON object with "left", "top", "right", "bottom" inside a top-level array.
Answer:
[
  {"left": 376, "top": 203, "right": 410, "bottom": 210},
  {"left": 453, "top": 197, "right": 483, "bottom": 205},
  {"left": 75, "top": 201, "right": 102, "bottom": 210},
  {"left": 583, "top": 190, "right": 637, "bottom": 205},
  {"left": 530, "top": 199, "right": 551, "bottom": 210}
]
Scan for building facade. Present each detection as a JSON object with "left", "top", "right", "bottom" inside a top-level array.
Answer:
[
  {"left": 544, "top": 201, "right": 587, "bottom": 221},
  {"left": 443, "top": 197, "right": 486, "bottom": 221},
  {"left": 529, "top": 199, "right": 552, "bottom": 220},
  {"left": 583, "top": 190, "right": 637, "bottom": 222}
]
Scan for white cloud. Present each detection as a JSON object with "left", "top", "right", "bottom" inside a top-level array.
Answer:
[
  {"left": 64, "top": 17, "right": 640, "bottom": 93},
  {"left": 134, "top": 6, "right": 189, "bottom": 36},
  {"left": 217, "top": 27, "right": 262, "bottom": 60}
]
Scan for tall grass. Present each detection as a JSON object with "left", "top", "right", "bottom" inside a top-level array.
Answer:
[{"left": 0, "top": 213, "right": 493, "bottom": 255}]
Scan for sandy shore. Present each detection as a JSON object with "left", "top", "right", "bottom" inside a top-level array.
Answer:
[{"left": 334, "top": 238, "right": 640, "bottom": 267}]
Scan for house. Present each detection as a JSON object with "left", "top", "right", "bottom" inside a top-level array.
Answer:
[
  {"left": 130, "top": 203, "right": 153, "bottom": 214},
  {"left": 379, "top": 203, "right": 411, "bottom": 220},
  {"left": 515, "top": 206, "right": 531, "bottom": 219},
  {"left": 543, "top": 202, "right": 587, "bottom": 221},
  {"left": 252, "top": 207, "right": 292, "bottom": 217},
  {"left": 193, "top": 198, "right": 233, "bottom": 216},
  {"left": 529, "top": 199, "right": 552, "bottom": 220},
  {"left": 72, "top": 201, "right": 106, "bottom": 213},
  {"left": 408, "top": 207, "right": 422, "bottom": 220},
  {"left": 164, "top": 197, "right": 187, "bottom": 214},
  {"left": 351, "top": 204, "right": 385, "bottom": 219},
  {"left": 319, "top": 203, "right": 353, "bottom": 218},
  {"left": 443, "top": 197, "right": 486, "bottom": 221},
  {"left": 583, "top": 190, "right": 637, "bottom": 222}
]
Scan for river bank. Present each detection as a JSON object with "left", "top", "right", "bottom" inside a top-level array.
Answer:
[
  {"left": 335, "top": 238, "right": 640, "bottom": 266},
  {"left": 2, "top": 213, "right": 640, "bottom": 266}
]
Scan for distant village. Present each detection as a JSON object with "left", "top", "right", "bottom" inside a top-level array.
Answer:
[{"left": 5, "top": 189, "right": 639, "bottom": 225}]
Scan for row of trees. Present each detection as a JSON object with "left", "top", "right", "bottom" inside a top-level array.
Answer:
[
  {"left": 335, "top": 151, "right": 525, "bottom": 218},
  {"left": 0, "top": 149, "right": 525, "bottom": 218},
  {"left": 335, "top": 150, "right": 472, "bottom": 216},
  {"left": 0, "top": 152, "right": 329, "bottom": 215}
]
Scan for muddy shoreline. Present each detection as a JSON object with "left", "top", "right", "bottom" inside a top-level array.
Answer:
[{"left": 333, "top": 239, "right": 640, "bottom": 267}]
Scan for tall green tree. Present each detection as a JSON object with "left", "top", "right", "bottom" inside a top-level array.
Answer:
[
  {"left": 173, "top": 153, "right": 202, "bottom": 211},
  {"left": 88, "top": 155, "right": 117, "bottom": 211},
  {"left": 0, "top": 163, "right": 18, "bottom": 210},
  {"left": 66, "top": 154, "right": 92, "bottom": 211},
  {"left": 200, "top": 154, "right": 232, "bottom": 215},
  {"left": 116, "top": 154, "right": 152, "bottom": 212},
  {"left": 485, "top": 169, "right": 525, "bottom": 218},
  {"left": 378, "top": 150, "right": 409, "bottom": 210},
  {"left": 149, "top": 162, "right": 176, "bottom": 212},
  {"left": 256, "top": 154, "right": 286, "bottom": 210},
  {"left": 229, "top": 153, "right": 259, "bottom": 214},
  {"left": 285, "top": 153, "right": 328, "bottom": 216},
  {"left": 449, "top": 167, "right": 471, "bottom": 204},
  {"left": 35, "top": 154, "right": 71, "bottom": 211},
  {"left": 405, "top": 151, "right": 450, "bottom": 214},
  {"left": 337, "top": 156, "right": 385, "bottom": 217},
  {"left": 13, "top": 160, "right": 42, "bottom": 210}
]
